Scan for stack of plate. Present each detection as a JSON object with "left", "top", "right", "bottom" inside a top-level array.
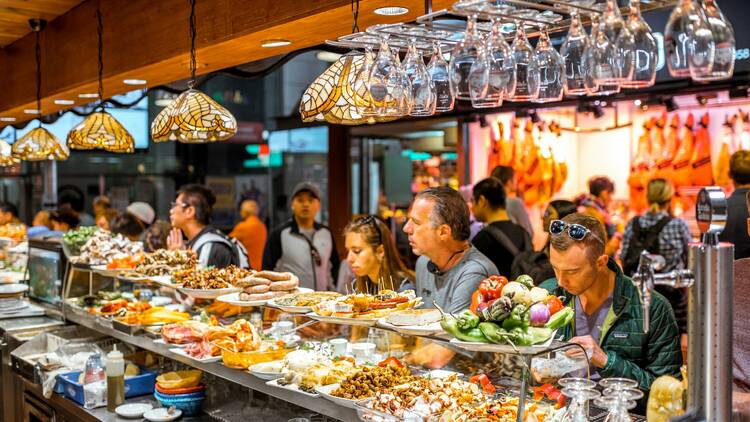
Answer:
[
  {"left": 0, "top": 297, "right": 27, "bottom": 313},
  {"left": 0, "top": 283, "right": 28, "bottom": 299}
]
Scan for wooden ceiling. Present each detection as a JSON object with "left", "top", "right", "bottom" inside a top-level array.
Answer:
[
  {"left": 0, "top": 0, "right": 84, "bottom": 46},
  {"left": 0, "top": 0, "right": 453, "bottom": 126}
]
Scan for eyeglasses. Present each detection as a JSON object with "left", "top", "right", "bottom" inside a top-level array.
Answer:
[
  {"left": 549, "top": 219, "right": 604, "bottom": 244},
  {"left": 171, "top": 201, "right": 190, "bottom": 209}
]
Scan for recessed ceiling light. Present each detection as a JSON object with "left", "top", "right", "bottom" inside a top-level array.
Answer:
[
  {"left": 123, "top": 79, "right": 147, "bottom": 85},
  {"left": 54, "top": 99, "right": 75, "bottom": 105},
  {"left": 316, "top": 51, "right": 342, "bottom": 63},
  {"left": 634, "top": 99, "right": 642, "bottom": 106},
  {"left": 261, "top": 39, "right": 291, "bottom": 48},
  {"left": 23, "top": 109, "right": 40, "bottom": 114},
  {"left": 0, "top": 117, "right": 16, "bottom": 122},
  {"left": 374, "top": 6, "right": 409, "bottom": 16},
  {"left": 79, "top": 93, "right": 99, "bottom": 98}
]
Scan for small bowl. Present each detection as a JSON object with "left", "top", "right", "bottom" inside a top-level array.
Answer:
[
  {"left": 155, "top": 384, "right": 205, "bottom": 395},
  {"left": 153, "top": 391, "right": 205, "bottom": 417}
]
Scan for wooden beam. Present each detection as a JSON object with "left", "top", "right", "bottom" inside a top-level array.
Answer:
[{"left": 0, "top": 0, "right": 452, "bottom": 126}]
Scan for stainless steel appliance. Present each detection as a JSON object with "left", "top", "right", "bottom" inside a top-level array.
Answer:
[
  {"left": 0, "top": 317, "right": 64, "bottom": 422},
  {"left": 635, "top": 187, "right": 733, "bottom": 421}
]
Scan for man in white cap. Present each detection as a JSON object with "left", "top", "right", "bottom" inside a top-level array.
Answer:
[{"left": 126, "top": 202, "right": 156, "bottom": 228}]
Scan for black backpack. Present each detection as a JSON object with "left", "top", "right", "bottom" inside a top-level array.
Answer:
[
  {"left": 622, "top": 216, "right": 672, "bottom": 277},
  {"left": 192, "top": 230, "right": 251, "bottom": 269},
  {"left": 483, "top": 225, "right": 555, "bottom": 284}
]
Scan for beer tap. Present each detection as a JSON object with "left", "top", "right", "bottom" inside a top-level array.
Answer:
[{"left": 633, "top": 253, "right": 694, "bottom": 333}]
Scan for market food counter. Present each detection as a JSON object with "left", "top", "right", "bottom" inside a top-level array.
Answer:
[{"left": 61, "top": 304, "right": 360, "bottom": 422}]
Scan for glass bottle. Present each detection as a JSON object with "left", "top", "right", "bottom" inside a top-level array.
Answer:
[
  {"left": 665, "top": 0, "right": 714, "bottom": 78},
  {"left": 403, "top": 40, "right": 435, "bottom": 117},
  {"left": 620, "top": 0, "right": 657, "bottom": 88},
  {"left": 534, "top": 27, "right": 565, "bottom": 103},
  {"left": 427, "top": 43, "right": 455, "bottom": 112},
  {"left": 449, "top": 16, "right": 485, "bottom": 100},
  {"left": 561, "top": 11, "right": 589, "bottom": 96},
  {"left": 691, "top": 0, "right": 734, "bottom": 81},
  {"left": 507, "top": 22, "right": 540, "bottom": 102}
]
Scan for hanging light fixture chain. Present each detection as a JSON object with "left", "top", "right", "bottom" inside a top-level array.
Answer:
[
  {"left": 35, "top": 29, "right": 41, "bottom": 127},
  {"left": 189, "top": 0, "right": 197, "bottom": 88},
  {"left": 351, "top": 0, "right": 359, "bottom": 34},
  {"left": 96, "top": 1, "right": 104, "bottom": 110}
]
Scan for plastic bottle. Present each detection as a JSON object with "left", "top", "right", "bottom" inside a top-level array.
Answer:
[
  {"left": 83, "top": 353, "right": 105, "bottom": 384},
  {"left": 82, "top": 353, "right": 106, "bottom": 409},
  {"left": 105, "top": 345, "right": 125, "bottom": 412}
]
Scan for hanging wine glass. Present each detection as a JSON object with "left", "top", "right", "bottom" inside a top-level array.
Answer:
[
  {"left": 354, "top": 46, "right": 378, "bottom": 117},
  {"left": 665, "top": 0, "right": 714, "bottom": 78},
  {"left": 561, "top": 11, "right": 589, "bottom": 96},
  {"left": 368, "top": 37, "right": 403, "bottom": 117},
  {"left": 470, "top": 20, "right": 514, "bottom": 108},
  {"left": 403, "top": 39, "right": 436, "bottom": 117},
  {"left": 601, "top": 0, "right": 625, "bottom": 45},
  {"left": 449, "top": 15, "right": 485, "bottom": 101},
  {"left": 468, "top": 37, "right": 493, "bottom": 108},
  {"left": 620, "top": 0, "right": 657, "bottom": 88},
  {"left": 507, "top": 22, "right": 540, "bottom": 102},
  {"left": 427, "top": 43, "right": 454, "bottom": 112},
  {"left": 691, "top": 0, "right": 734, "bottom": 81},
  {"left": 614, "top": 19, "right": 635, "bottom": 84},
  {"left": 534, "top": 26, "right": 565, "bottom": 103},
  {"left": 393, "top": 50, "right": 413, "bottom": 116},
  {"left": 583, "top": 15, "right": 620, "bottom": 95}
]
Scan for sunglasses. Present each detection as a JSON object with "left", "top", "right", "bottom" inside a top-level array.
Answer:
[{"left": 549, "top": 220, "right": 604, "bottom": 245}]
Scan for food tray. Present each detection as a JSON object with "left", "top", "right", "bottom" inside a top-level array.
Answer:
[
  {"left": 90, "top": 265, "right": 128, "bottom": 278},
  {"left": 177, "top": 286, "right": 240, "bottom": 300},
  {"left": 305, "top": 312, "right": 378, "bottom": 327},
  {"left": 220, "top": 347, "right": 295, "bottom": 369},
  {"left": 56, "top": 367, "right": 156, "bottom": 405},
  {"left": 375, "top": 319, "right": 444, "bottom": 336},
  {"left": 265, "top": 378, "right": 319, "bottom": 398},
  {"left": 448, "top": 332, "right": 559, "bottom": 355},
  {"left": 170, "top": 347, "right": 221, "bottom": 363},
  {"left": 354, "top": 398, "right": 436, "bottom": 421},
  {"left": 315, "top": 383, "right": 359, "bottom": 409},
  {"left": 112, "top": 319, "right": 145, "bottom": 335}
]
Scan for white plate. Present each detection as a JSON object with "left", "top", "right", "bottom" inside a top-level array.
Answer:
[
  {"left": 169, "top": 347, "right": 221, "bottom": 363},
  {"left": 249, "top": 361, "right": 284, "bottom": 380},
  {"left": 315, "top": 383, "right": 360, "bottom": 409},
  {"left": 117, "top": 274, "right": 149, "bottom": 282},
  {"left": 150, "top": 276, "right": 179, "bottom": 288},
  {"left": 376, "top": 318, "right": 444, "bottom": 336},
  {"left": 143, "top": 407, "right": 183, "bottom": 422},
  {"left": 305, "top": 312, "right": 378, "bottom": 327},
  {"left": 265, "top": 378, "right": 320, "bottom": 397},
  {"left": 0, "top": 271, "right": 25, "bottom": 284},
  {"left": 115, "top": 403, "right": 153, "bottom": 418},
  {"left": 153, "top": 338, "right": 187, "bottom": 348},
  {"left": 0, "top": 283, "right": 28, "bottom": 295},
  {"left": 218, "top": 287, "right": 313, "bottom": 307},
  {"left": 264, "top": 300, "right": 312, "bottom": 314},
  {"left": 91, "top": 264, "right": 128, "bottom": 277},
  {"left": 0, "top": 302, "right": 28, "bottom": 313},
  {"left": 177, "top": 286, "right": 240, "bottom": 299},
  {"left": 448, "top": 329, "right": 557, "bottom": 353}
]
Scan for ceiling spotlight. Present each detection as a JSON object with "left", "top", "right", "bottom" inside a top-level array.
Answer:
[
  {"left": 123, "top": 79, "right": 147, "bottom": 85},
  {"left": 634, "top": 99, "right": 642, "bottom": 106},
  {"left": 79, "top": 93, "right": 99, "bottom": 99},
  {"left": 374, "top": 6, "right": 409, "bottom": 15},
  {"left": 23, "top": 109, "right": 40, "bottom": 114},
  {"left": 0, "top": 117, "right": 16, "bottom": 122},
  {"left": 316, "top": 51, "right": 342, "bottom": 63},
  {"left": 261, "top": 39, "right": 291, "bottom": 48},
  {"left": 697, "top": 95, "right": 708, "bottom": 105},
  {"left": 54, "top": 99, "right": 75, "bottom": 105}
]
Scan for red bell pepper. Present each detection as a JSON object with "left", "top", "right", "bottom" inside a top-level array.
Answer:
[
  {"left": 470, "top": 291, "right": 485, "bottom": 314},
  {"left": 532, "top": 384, "right": 566, "bottom": 409},
  {"left": 478, "top": 276, "right": 507, "bottom": 300},
  {"left": 469, "top": 373, "right": 496, "bottom": 394},
  {"left": 378, "top": 357, "right": 405, "bottom": 368}
]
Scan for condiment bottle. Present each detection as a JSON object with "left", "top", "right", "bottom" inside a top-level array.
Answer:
[{"left": 105, "top": 345, "right": 125, "bottom": 412}]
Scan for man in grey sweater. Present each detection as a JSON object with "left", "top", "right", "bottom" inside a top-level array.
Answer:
[{"left": 404, "top": 187, "right": 498, "bottom": 313}]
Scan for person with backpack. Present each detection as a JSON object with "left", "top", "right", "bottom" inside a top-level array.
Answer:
[
  {"left": 168, "top": 184, "right": 249, "bottom": 269},
  {"left": 620, "top": 178, "right": 691, "bottom": 335},
  {"left": 263, "top": 182, "right": 339, "bottom": 291},
  {"left": 471, "top": 178, "right": 534, "bottom": 279}
]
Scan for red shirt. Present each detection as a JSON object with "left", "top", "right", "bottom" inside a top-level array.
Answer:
[{"left": 229, "top": 216, "right": 267, "bottom": 271}]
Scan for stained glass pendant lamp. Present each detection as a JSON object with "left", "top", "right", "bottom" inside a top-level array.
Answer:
[
  {"left": 68, "top": 4, "right": 134, "bottom": 153},
  {"left": 12, "top": 19, "right": 69, "bottom": 161},
  {"left": 151, "top": 0, "right": 237, "bottom": 143},
  {"left": 0, "top": 140, "right": 20, "bottom": 166}
]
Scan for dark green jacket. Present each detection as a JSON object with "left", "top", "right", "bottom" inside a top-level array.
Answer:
[{"left": 540, "top": 259, "right": 682, "bottom": 394}]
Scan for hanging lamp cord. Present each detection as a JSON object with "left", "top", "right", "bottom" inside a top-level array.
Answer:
[
  {"left": 96, "top": 2, "right": 104, "bottom": 110},
  {"left": 188, "top": 0, "right": 197, "bottom": 88},
  {"left": 35, "top": 30, "right": 41, "bottom": 128},
  {"left": 351, "top": 0, "right": 359, "bottom": 33}
]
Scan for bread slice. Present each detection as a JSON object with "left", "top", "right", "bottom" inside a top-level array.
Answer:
[{"left": 386, "top": 309, "right": 441, "bottom": 326}]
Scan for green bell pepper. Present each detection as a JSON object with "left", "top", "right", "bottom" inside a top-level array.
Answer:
[
  {"left": 456, "top": 309, "right": 480, "bottom": 331},
  {"left": 502, "top": 304, "right": 530, "bottom": 331}
]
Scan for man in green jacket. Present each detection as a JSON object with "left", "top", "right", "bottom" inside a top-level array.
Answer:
[{"left": 541, "top": 213, "right": 681, "bottom": 395}]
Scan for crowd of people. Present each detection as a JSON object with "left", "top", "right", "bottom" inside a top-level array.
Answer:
[{"left": 3, "top": 150, "right": 750, "bottom": 410}]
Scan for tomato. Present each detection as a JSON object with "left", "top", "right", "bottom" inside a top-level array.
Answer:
[
  {"left": 470, "top": 291, "right": 485, "bottom": 314},
  {"left": 546, "top": 295, "right": 564, "bottom": 316}
]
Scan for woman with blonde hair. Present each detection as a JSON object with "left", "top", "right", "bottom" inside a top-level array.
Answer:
[
  {"left": 343, "top": 215, "right": 415, "bottom": 294},
  {"left": 621, "top": 178, "right": 691, "bottom": 336}
]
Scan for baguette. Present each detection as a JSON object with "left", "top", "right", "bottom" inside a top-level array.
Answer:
[{"left": 244, "top": 284, "right": 270, "bottom": 294}]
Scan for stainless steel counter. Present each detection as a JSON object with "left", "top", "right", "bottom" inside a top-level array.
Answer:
[{"left": 63, "top": 305, "right": 358, "bottom": 422}]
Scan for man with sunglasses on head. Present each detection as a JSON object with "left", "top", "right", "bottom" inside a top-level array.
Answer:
[
  {"left": 541, "top": 213, "right": 681, "bottom": 396},
  {"left": 404, "top": 187, "right": 497, "bottom": 314},
  {"left": 263, "top": 182, "right": 339, "bottom": 291},
  {"left": 168, "top": 184, "right": 247, "bottom": 269}
]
